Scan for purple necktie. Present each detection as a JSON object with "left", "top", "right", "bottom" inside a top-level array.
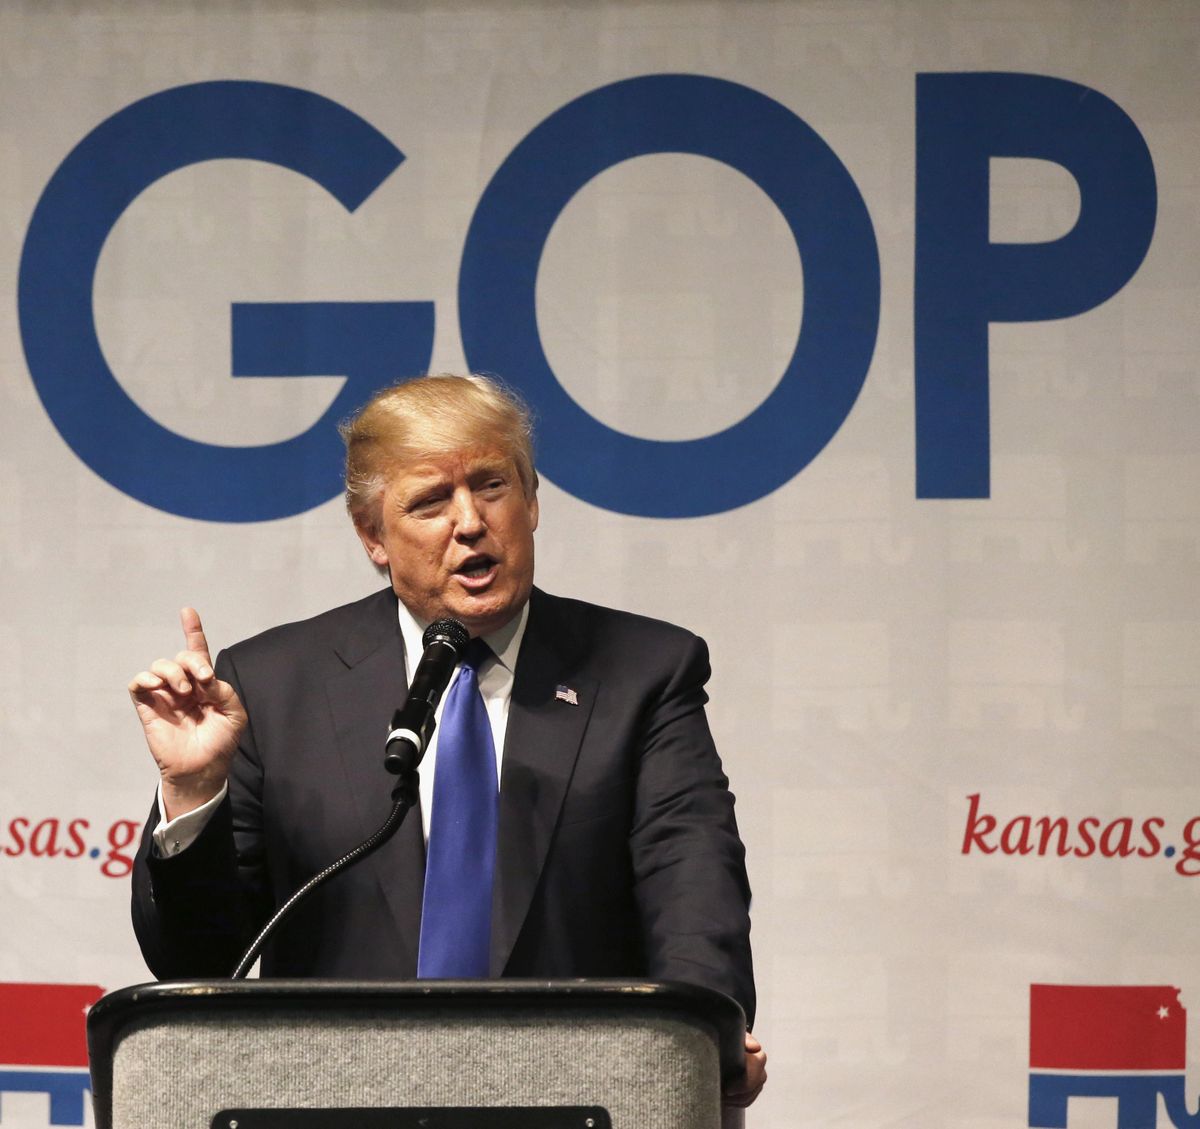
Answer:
[{"left": 417, "top": 638, "right": 498, "bottom": 978}]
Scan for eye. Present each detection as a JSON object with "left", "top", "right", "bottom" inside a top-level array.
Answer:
[
  {"left": 407, "top": 490, "right": 448, "bottom": 515},
  {"left": 477, "top": 477, "right": 509, "bottom": 499}
]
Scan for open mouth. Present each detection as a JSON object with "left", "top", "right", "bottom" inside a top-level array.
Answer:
[{"left": 455, "top": 554, "right": 497, "bottom": 581}]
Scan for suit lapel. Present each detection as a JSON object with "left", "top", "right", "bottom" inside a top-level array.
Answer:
[
  {"left": 490, "top": 590, "right": 596, "bottom": 974},
  {"left": 316, "top": 587, "right": 596, "bottom": 978},
  {"left": 324, "top": 589, "right": 425, "bottom": 975}
]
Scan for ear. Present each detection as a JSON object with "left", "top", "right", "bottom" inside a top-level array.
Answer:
[
  {"left": 528, "top": 491, "right": 539, "bottom": 533},
  {"left": 354, "top": 521, "right": 389, "bottom": 568}
]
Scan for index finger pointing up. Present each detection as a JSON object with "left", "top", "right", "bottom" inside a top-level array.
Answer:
[{"left": 179, "top": 606, "right": 212, "bottom": 662}]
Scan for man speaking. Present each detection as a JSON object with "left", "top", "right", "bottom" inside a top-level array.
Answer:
[{"left": 128, "top": 373, "right": 765, "bottom": 1105}]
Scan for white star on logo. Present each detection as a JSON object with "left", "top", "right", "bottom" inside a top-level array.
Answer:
[{"left": 1158, "top": 1006, "right": 1170, "bottom": 1019}]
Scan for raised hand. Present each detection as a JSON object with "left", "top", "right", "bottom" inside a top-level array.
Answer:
[{"left": 128, "top": 607, "right": 248, "bottom": 820}]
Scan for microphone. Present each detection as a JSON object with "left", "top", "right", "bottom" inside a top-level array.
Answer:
[
  {"left": 384, "top": 618, "right": 470, "bottom": 775},
  {"left": 236, "top": 618, "right": 467, "bottom": 977},
  {"left": 236, "top": 620, "right": 469, "bottom": 976}
]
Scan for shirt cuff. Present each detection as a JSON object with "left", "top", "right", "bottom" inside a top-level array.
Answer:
[{"left": 151, "top": 782, "right": 229, "bottom": 857}]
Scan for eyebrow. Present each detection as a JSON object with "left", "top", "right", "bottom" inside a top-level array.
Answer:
[{"left": 465, "top": 458, "right": 513, "bottom": 478}]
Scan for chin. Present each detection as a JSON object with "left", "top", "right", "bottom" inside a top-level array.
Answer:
[
  {"left": 450, "top": 593, "right": 523, "bottom": 634},
  {"left": 455, "top": 609, "right": 509, "bottom": 635}
]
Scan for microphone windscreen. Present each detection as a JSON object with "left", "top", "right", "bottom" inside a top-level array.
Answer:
[{"left": 422, "top": 618, "right": 470, "bottom": 653}]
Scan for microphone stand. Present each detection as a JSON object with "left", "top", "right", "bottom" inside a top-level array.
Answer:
[
  {"left": 230, "top": 617, "right": 466, "bottom": 979},
  {"left": 230, "top": 766, "right": 419, "bottom": 980}
]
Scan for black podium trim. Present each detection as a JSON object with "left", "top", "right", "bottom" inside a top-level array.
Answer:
[{"left": 214, "top": 1107, "right": 611, "bottom": 1129}]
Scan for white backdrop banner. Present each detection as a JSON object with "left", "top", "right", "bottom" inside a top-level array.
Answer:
[{"left": 1, "top": 1, "right": 1198, "bottom": 1127}]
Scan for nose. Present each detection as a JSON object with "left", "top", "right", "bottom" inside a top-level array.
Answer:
[{"left": 451, "top": 488, "right": 485, "bottom": 541}]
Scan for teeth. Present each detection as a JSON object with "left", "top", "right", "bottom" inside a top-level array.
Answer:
[{"left": 462, "top": 564, "right": 491, "bottom": 577}]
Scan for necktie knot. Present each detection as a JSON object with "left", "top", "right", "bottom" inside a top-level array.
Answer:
[{"left": 463, "top": 636, "right": 492, "bottom": 672}]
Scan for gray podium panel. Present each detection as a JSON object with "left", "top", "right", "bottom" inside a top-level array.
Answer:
[{"left": 88, "top": 981, "right": 746, "bottom": 1129}]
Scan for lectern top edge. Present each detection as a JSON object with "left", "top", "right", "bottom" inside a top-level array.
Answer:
[{"left": 87, "top": 977, "right": 748, "bottom": 1129}]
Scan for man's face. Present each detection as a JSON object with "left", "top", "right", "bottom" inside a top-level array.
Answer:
[{"left": 356, "top": 447, "right": 539, "bottom": 636}]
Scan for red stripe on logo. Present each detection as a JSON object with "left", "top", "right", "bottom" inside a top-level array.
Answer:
[
  {"left": 0, "top": 983, "right": 106, "bottom": 1067},
  {"left": 1030, "top": 985, "right": 1186, "bottom": 1071}
]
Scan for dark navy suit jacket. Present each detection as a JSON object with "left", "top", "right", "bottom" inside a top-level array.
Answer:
[{"left": 132, "top": 587, "right": 756, "bottom": 1025}]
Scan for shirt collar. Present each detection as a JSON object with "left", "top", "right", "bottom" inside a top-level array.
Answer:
[{"left": 396, "top": 596, "right": 529, "bottom": 676}]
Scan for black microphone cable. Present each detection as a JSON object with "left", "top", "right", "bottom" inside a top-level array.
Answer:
[{"left": 230, "top": 618, "right": 470, "bottom": 979}]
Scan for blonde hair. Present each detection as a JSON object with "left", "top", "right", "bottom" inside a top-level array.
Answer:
[{"left": 339, "top": 373, "right": 537, "bottom": 534}]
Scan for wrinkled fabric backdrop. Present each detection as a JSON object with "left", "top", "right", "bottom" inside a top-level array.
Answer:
[{"left": 1, "top": 1, "right": 1198, "bottom": 1127}]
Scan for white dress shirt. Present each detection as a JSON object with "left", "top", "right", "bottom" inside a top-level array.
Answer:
[
  {"left": 153, "top": 599, "right": 529, "bottom": 855},
  {"left": 398, "top": 599, "right": 527, "bottom": 839}
]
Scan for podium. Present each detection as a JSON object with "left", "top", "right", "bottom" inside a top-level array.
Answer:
[{"left": 87, "top": 979, "right": 746, "bottom": 1129}]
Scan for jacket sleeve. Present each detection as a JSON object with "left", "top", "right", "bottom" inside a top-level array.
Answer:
[{"left": 628, "top": 632, "right": 757, "bottom": 1027}]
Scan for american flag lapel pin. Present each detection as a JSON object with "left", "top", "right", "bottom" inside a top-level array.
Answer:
[{"left": 555, "top": 684, "right": 579, "bottom": 706}]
